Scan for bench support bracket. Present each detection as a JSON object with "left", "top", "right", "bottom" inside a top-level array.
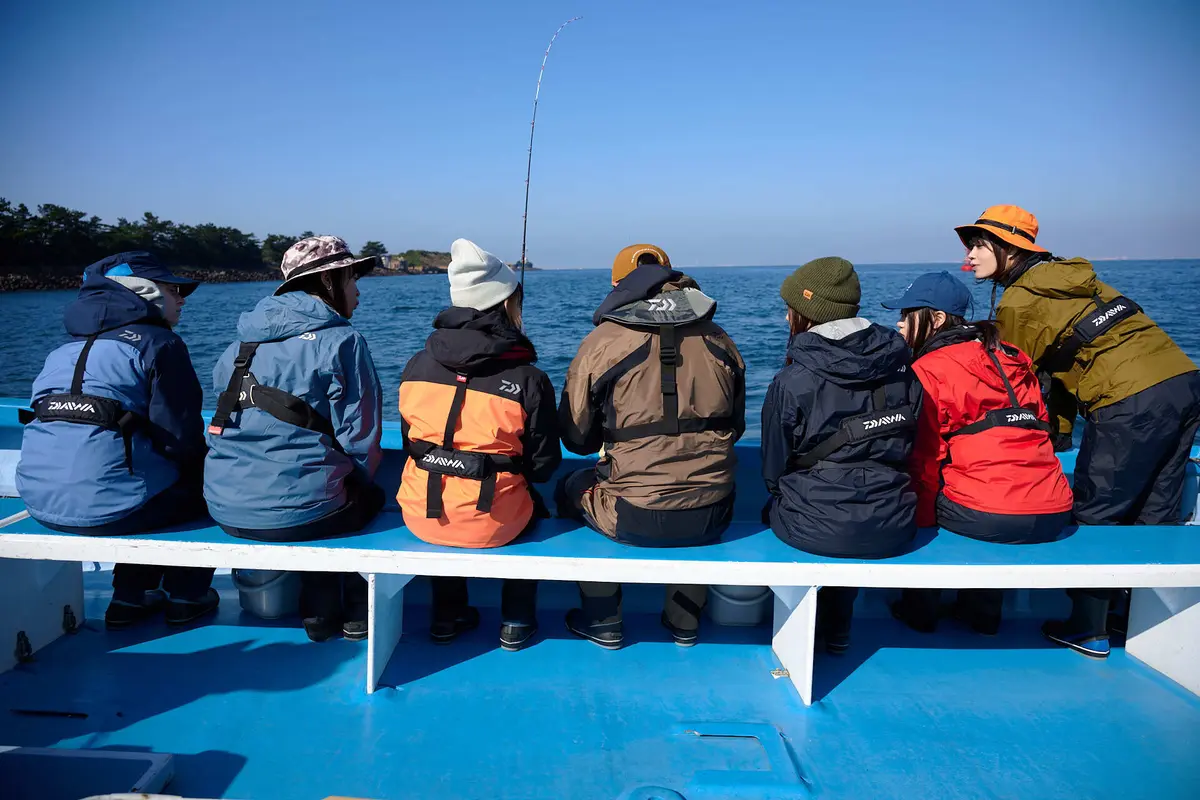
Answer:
[
  {"left": 1126, "top": 587, "right": 1200, "bottom": 698},
  {"left": 367, "top": 572, "right": 413, "bottom": 694},
  {"left": 769, "top": 585, "right": 818, "bottom": 706}
]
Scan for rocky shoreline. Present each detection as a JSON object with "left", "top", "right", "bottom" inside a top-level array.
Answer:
[{"left": 0, "top": 266, "right": 448, "bottom": 293}]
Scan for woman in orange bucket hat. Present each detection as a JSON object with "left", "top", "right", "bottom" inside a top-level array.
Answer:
[{"left": 957, "top": 204, "right": 1200, "bottom": 659}]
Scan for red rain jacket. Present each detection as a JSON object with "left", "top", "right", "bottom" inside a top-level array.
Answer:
[{"left": 909, "top": 330, "right": 1073, "bottom": 527}]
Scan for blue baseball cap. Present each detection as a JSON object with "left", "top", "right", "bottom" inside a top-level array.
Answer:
[
  {"left": 83, "top": 251, "right": 200, "bottom": 297},
  {"left": 880, "top": 271, "right": 972, "bottom": 317}
]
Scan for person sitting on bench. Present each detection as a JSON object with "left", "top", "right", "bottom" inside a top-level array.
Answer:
[
  {"left": 557, "top": 244, "right": 746, "bottom": 649},
  {"left": 205, "top": 236, "right": 383, "bottom": 643},
  {"left": 16, "top": 251, "right": 218, "bottom": 629},
  {"left": 397, "top": 239, "right": 561, "bottom": 652}
]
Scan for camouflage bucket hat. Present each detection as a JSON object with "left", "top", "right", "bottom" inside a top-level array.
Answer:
[{"left": 274, "top": 235, "right": 377, "bottom": 295}]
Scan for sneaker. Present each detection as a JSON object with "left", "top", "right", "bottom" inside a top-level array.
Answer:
[
  {"left": 1042, "top": 620, "right": 1110, "bottom": 659},
  {"left": 430, "top": 606, "right": 480, "bottom": 644},
  {"left": 660, "top": 612, "right": 698, "bottom": 647},
  {"left": 824, "top": 632, "right": 850, "bottom": 656},
  {"left": 342, "top": 620, "right": 368, "bottom": 642},
  {"left": 499, "top": 622, "right": 538, "bottom": 652},
  {"left": 565, "top": 609, "right": 623, "bottom": 650},
  {"left": 105, "top": 589, "right": 167, "bottom": 630},
  {"left": 165, "top": 588, "right": 219, "bottom": 626},
  {"left": 304, "top": 616, "right": 343, "bottom": 643}
]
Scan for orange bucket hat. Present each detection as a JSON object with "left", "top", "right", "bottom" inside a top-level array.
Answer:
[
  {"left": 612, "top": 244, "right": 671, "bottom": 284},
  {"left": 955, "top": 205, "right": 1048, "bottom": 253}
]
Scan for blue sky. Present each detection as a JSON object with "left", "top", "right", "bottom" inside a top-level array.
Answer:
[{"left": 2, "top": 1, "right": 1197, "bottom": 267}]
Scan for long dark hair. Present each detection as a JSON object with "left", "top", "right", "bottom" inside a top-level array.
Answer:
[
  {"left": 288, "top": 265, "right": 354, "bottom": 318},
  {"left": 966, "top": 230, "right": 1047, "bottom": 314},
  {"left": 903, "top": 307, "right": 1002, "bottom": 357}
]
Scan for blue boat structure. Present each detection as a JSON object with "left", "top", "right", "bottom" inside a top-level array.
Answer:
[{"left": 0, "top": 399, "right": 1198, "bottom": 799}]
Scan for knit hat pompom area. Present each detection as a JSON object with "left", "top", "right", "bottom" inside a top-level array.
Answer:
[
  {"left": 779, "top": 256, "right": 861, "bottom": 324},
  {"left": 447, "top": 238, "right": 521, "bottom": 311}
]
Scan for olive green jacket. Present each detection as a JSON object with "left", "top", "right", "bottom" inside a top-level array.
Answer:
[{"left": 995, "top": 257, "right": 1195, "bottom": 435}]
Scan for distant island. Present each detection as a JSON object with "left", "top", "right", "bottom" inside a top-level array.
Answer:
[{"left": 0, "top": 198, "right": 531, "bottom": 292}]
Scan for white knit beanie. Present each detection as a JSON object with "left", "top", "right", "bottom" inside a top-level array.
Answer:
[{"left": 448, "top": 238, "right": 520, "bottom": 311}]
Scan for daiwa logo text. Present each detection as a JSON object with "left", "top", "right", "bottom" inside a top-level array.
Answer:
[
  {"left": 499, "top": 380, "right": 521, "bottom": 396},
  {"left": 422, "top": 454, "right": 467, "bottom": 470},
  {"left": 1006, "top": 412, "right": 1037, "bottom": 423},
  {"left": 862, "top": 413, "right": 907, "bottom": 431},
  {"left": 48, "top": 400, "right": 96, "bottom": 414},
  {"left": 1092, "top": 304, "right": 1126, "bottom": 327}
]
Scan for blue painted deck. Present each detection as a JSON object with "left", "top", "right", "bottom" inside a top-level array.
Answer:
[{"left": 2, "top": 575, "right": 1198, "bottom": 799}]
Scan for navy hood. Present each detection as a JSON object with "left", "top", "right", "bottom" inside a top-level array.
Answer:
[
  {"left": 592, "top": 263, "right": 685, "bottom": 325},
  {"left": 236, "top": 291, "right": 350, "bottom": 342},
  {"left": 787, "top": 318, "right": 911, "bottom": 389},
  {"left": 64, "top": 271, "right": 167, "bottom": 337},
  {"left": 426, "top": 306, "right": 537, "bottom": 375}
]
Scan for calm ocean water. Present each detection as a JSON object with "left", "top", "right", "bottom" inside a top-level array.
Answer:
[{"left": 2, "top": 261, "right": 1197, "bottom": 438}]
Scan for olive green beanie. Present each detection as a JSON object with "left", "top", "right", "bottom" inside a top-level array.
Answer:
[{"left": 779, "top": 256, "right": 861, "bottom": 324}]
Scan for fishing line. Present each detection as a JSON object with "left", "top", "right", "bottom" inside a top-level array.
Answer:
[{"left": 520, "top": 16, "right": 582, "bottom": 286}]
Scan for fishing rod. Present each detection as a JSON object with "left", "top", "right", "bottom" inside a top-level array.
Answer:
[{"left": 520, "top": 16, "right": 582, "bottom": 285}]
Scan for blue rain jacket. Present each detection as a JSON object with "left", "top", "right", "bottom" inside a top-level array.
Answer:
[
  {"left": 203, "top": 292, "right": 383, "bottom": 529},
  {"left": 17, "top": 273, "right": 206, "bottom": 527}
]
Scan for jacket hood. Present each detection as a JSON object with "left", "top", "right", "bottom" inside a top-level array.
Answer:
[
  {"left": 425, "top": 306, "right": 537, "bottom": 375},
  {"left": 787, "top": 317, "right": 911, "bottom": 388},
  {"left": 236, "top": 291, "right": 349, "bottom": 342},
  {"left": 999, "top": 251, "right": 1055, "bottom": 288},
  {"left": 63, "top": 270, "right": 167, "bottom": 336},
  {"left": 593, "top": 264, "right": 715, "bottom": 327},
  {"left": 916, "top": 323, "right": 985, "bottom": 360},
  {"left": 1007, "top": 256, "right": 1097, "bottom": 299},
  {"left": 916, "top": 324, "right": 1030, "bottom": 397}
]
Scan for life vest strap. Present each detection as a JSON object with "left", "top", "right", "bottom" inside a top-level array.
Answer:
[
  {"left": 946, "top": 349, "right": 1052, "bottom": 440},
  {"left": 1038, "top": 294, "right": 1141, "bottom": 375},
  {"left": 605, "top": 415, "right": 737, "bottom": 444},
  {"left": 793, "top": 383, "right": 915, "bottom": 470},
  {"left": 207, "top": 340, "right": 345, "bottom": 455},
  {"left": 25, "top": 335, "right": 144, "bottom": 474}
]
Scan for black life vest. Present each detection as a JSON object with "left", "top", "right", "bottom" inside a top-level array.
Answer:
[
  {"left": 406, "top": 373, "right": 524, "bottom": 518},
  {"left": 19, "top": 335, "right": 144, "bottom": 474},
  {"left": 208, "top": 341, "right": 345, "bottom": 454},
  {"left": 1037, "top": 294, "right": 1142, "bottom": 376},
  {"left": 945, "top": 348, "right": 1053, "bottom": 440},
  {"left": 792, "top": 381, "right": 915, "bottom": 470},
  {"left": 602, "top": 323, "right": 739, "bottom": 444}
]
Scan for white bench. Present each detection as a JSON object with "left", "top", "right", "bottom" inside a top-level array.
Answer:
[{"left": 2, "top": 502, "right": 1198, "bottom": 705}]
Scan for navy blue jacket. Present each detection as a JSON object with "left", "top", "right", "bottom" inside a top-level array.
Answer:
[
  {"left": 761, "top": 318, "right": 922, "bottom": 558},
  {"left": 17, "top": 273, "right": 205, "bottom": 527}
]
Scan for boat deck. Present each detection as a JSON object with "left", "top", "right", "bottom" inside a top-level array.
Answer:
[{"left": 2, "top": 575, "right": 1197, "bottom": 799}]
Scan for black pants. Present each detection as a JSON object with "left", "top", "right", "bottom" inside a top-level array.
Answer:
[
  {"left": 817, "top": 587, "right": 858, "bottom": 640},
  {"left": 556, "top": 469, "right": 730, "bottom": 632},
  {"left": 1074, "top": 370, "right": 1200, "bottom": 525},
  {"left": 36, "top": 479, "right": 214, "bottom": 604},
  {"left": 1069, "top": 371, "right": 1200, "bottom": 630},
  {"left": 221, "top": 482, "right": 385, "bottom": 621},
  {"left": 937, "top": 494, "right": 1072, "bottom": 545},
  {"left": 431, "top": 577, "right": 538, "bottom": 627}
]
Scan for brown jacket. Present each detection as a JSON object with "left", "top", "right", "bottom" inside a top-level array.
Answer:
[{"left": 558, "top": 264, "right": 745, "bottom": 536}]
